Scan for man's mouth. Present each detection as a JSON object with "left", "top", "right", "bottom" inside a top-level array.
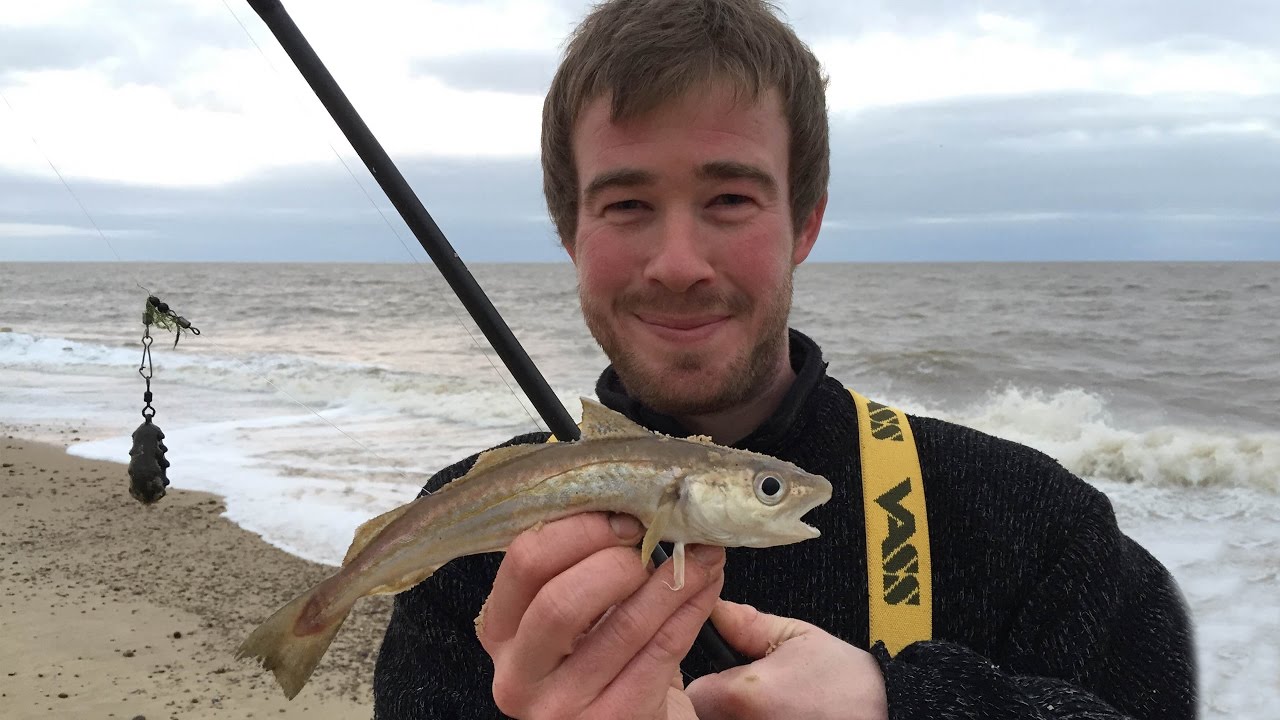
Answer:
[{"left": 633, "top": 313, "right": 729, "bottom": 341}]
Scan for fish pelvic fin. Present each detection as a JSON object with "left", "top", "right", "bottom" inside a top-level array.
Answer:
[
  {"left": 640, "top": 480, "right": 682, "bottom": 580},
  {"left": 664, "top": 543, "right": 687, "bottom": 591},
  {"left": 235, "top": 580, "right": 350, "bottom": 700}
]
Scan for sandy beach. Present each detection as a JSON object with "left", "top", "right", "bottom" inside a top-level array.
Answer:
[{"left": 1, "top": 433, "right": 391, "bottom": 720}]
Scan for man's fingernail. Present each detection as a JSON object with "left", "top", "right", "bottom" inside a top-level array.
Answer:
[
  {"left": 610, "top": 513, "right": 641, "bottom": 538},
  {"left": 691, "top": 544, "right": 722, "bottom": 565}
]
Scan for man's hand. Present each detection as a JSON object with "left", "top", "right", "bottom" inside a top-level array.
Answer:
[
  {"left": 476, "top": 512, "right": 726, "bottom": 720},
  {"left": 686, "top": 600, "right": 889, "bottom": 720}
]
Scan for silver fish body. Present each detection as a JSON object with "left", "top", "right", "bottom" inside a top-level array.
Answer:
[{"left": 237, "top": 398, "right": 832, "bottom": 699}]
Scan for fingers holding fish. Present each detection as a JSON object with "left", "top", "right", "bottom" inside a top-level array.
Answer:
[
  {"left": 480, "top": 512, "right": 645, "bottom": 652},
  {"left": 583, "top": 559, "right": 725, "bottom": 719},
  {"left": 483, "top": 513, "right": 725, "bottom": 719},
  {"left": 504, "top": 543, "right": 650, "bottom": 682},
  {"left": 560, "top": 543, "right": 724, "bottom": 686},
  {"left": 489, "top": 546, "right": 724, "bottom": 719}
]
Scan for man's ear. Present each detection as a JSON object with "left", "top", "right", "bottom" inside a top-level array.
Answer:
[
  {"left": 793, "top": 193, "right": 827, "bottom": 265},
  {"left": 562, "top": 237, "right": 577, "bottom": 264}
]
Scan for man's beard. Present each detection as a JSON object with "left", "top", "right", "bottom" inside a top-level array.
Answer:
[{"left": 581, "top": 272, "right": 793, "bottom": 417}]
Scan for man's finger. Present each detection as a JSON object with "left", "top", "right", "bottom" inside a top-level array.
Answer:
[
  {"left": 590, "top": 573, "right": 724, "bottom": 718},
  {"left": 479, "top": 512, "right": 643, "bottom": 650},
  {"left": 558, "top": 544, "right": 726, "bottom": 697},
  {"left": 685, "top": 669, "right": 753, "bottom": 720},
  {"left": 504, "top": 544, "right": 650, "bottom": 683},
  {"left": 708, "top": 599, "right": 811, "bottom": 659}
]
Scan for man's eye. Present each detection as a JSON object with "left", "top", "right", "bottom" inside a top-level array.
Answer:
[
  {"left": 606, "top": 199, "right": 646, "bottom": 212},
  {"left": 711, "top": 194, "right": 752, "bottom": 207}
]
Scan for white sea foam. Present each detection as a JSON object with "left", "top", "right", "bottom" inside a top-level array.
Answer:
[
  {"left": 9, "top": 329, "right": 1277, "bottom": 586},
  {"left": 1, "top": 331, "right": 584, "bottom": 425},
  {"left": 1092, "top": 481, "right": 1279, "bottom": 720},
  {"left": 900, "top": 386, "right": 1280, "bottom": 493},
  {"left": 0, "top": 331, "right": 140, "bottom": 369},
  {"left": 67, "top": 416, "right": 419, "bottom": 566},
  {"left": 12, "top": 332, "right": 1275, "bottom": 493},
  {"left": 888, "top": 386, "right": 1280, "bottom": 718}
]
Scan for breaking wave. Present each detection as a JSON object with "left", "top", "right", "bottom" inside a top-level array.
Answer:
[
  {"left": 8, "top": 332, "right": 1276, "bottom": 494},
  {"left": 0, "top": 331, "right": 566, "bottom": 428},
  {"left": 910, "top": 386, "right": 1279, "bottom": 494}
]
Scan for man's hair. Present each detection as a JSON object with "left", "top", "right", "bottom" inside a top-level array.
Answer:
[{"left": 542, "top": 0, "right": 830, "bottom": 245}]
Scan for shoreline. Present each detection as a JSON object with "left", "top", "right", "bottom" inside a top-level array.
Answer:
[{"left": 1, "top": 435, "right": 390, "bottom": 719}]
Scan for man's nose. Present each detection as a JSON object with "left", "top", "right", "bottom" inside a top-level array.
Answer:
[{"left": 643, "top": 211, "right": 713, "bottom": 292}]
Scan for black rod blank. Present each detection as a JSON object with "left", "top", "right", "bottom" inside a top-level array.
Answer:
[
  {"left": 245, "top": 0, "right": 576, "bottom": 443},
  {"left": 244, "top": 0, "right": 744, "bottom": 673}
]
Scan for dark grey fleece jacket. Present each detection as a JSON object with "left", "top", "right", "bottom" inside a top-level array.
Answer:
[{"left": 373, "top": 329, "right": 1196, "bottom": 719}]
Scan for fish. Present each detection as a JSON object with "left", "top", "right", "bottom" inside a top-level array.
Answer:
[{"left": 235, "top": 397, "right": 833, "bottom": 699}]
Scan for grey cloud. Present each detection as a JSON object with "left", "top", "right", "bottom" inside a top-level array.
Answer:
[
  {"left": 780, "top": 0, "right": 1280, "bottom": 50},
  {"left": 537, "top": 0, "right": 966, "bottom": 44},
  {"left": 545, "top": 0, "right": 1280, "bottom": 54},
  {"left": 999, "top": 0, "right": 1280, "bottom": 50},
  {"left": 0, "top": 26, "right": 117, "bottom": 76},
  {"left": 5, "top": 86, "right": 1274, "bottom": 262},
  {"left": 0, "top": 156, "right": 559, "bottom": 262},
  {"left": 806, "top": 92, "right": 1280, "bottom": 260},
  {"left": 782, "top": 0, "right": 974, "bottom": 39},
  {"left": 826, "top": 92, "right": 1280, "bottom": 220},
  {"left": 1, "top": 1, "right": 243, "bottom": 89},
  {"left": 3, "top": 85, "right": 1277, "bottom": 263},
  {"left": 411, "top": 52, "right": 559, "bottom": 95}
]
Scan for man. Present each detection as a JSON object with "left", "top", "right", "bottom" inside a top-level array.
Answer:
[{"left": 374, "top": 1, "right": 1196, "bottom": 718}]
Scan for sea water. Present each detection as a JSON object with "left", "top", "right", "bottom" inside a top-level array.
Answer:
[{"left": 2, "top": 261, "right": 1277, "bottom": 716}]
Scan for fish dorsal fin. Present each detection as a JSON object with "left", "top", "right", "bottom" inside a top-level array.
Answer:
[
  {"left": 343, "top": 502, "right": 413, "bottom": 566},
  {"left": 580, "top": 397, "right": 653, "bottom": 440},
  {"left": 468, "top": 443, "right": 545, "bottom": 476}
]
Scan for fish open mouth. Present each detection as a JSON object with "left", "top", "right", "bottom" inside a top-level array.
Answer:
[
  {"left": 796, "top": 515, "right": 822, "bottom": 539},
  {"left": 747, "top": 500, "right": 827, "bottom": 547},
  {"left": 793, "top": 480, "right": 833, "bottom": 538}
]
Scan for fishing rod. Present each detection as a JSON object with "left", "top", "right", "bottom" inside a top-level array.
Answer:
[{"left": 243, "top": 0, "right": 744, "bottom": 672}]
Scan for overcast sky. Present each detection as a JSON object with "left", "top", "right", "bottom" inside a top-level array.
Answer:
[{"left": 1, "top": 0, "right": 1277, "bottom": 262}]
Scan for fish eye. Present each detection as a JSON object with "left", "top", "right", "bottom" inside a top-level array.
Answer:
[{"left": 754, "top": 474, "right": 786, "bottom": 505}]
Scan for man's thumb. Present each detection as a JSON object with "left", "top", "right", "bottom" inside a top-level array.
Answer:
[{"left": 709, "top": 599, "right": 811, "bottom": 660}]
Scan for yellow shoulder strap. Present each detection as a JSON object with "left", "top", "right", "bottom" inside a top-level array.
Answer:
[{"left": 848, "top": 389, "right": 932, "bottom": 655}]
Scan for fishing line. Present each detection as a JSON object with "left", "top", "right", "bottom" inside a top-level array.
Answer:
[
  {"left": 217, "top": 0, "right": 546, "bottom": 435},
  {"left": 1, "top": 90, "right": 131, "bottom": 266},
  {"left": 3, "top": 90, "right": 158, "bottom": 303},
  {"left": 0, "top": 87, "right": 426, "bottom": 486}
]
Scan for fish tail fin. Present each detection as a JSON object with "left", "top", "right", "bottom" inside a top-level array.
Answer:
[{"left": 235, "top": 580, "right": 352, "bottom": 700}]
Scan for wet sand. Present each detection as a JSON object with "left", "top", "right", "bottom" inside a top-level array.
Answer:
[{"left": 0, "top": 436, "right": 392, "bottom": 719}]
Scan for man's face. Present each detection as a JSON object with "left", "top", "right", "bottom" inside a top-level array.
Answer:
[{"left": 567, "top": 82, "right": 823, "bottom": 417}]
